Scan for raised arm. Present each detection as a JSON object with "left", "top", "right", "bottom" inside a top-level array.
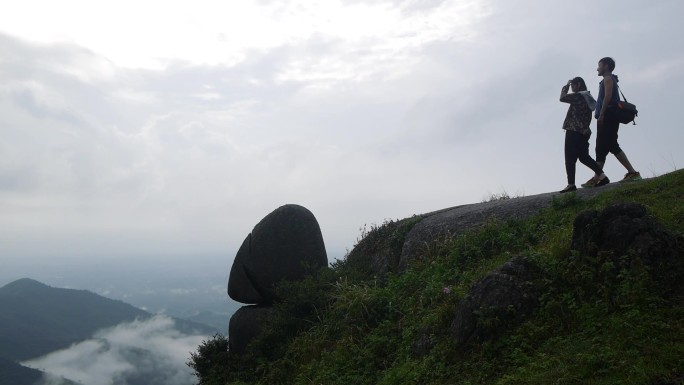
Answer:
[
  {"left": 560, "top": 80, "right": 581, "bottom": 103},
  {"left": 560, "top": 80, "right": 572, "bottom": 103}
]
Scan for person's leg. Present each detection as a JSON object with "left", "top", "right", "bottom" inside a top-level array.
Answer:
[
  {"left": 577, "top": 134, "right": 610, "bottom": 186},
  {"left": 605, "top": 109, "right": 640, "bottom": 181},
  {"left": 595, "top": 120, "right": 610, "bottom": 167},
  {"left": 615, "top": 151, "right": 637, "bottom": 174},
  {"left": 586, "top": 122, "right": 610, "bottom": 185},
  {"left": 564, "top": 131, "right": 578, "bottom": 186},
  {"left": 577, "top": 135, "right": 604, "bottom": 175}
]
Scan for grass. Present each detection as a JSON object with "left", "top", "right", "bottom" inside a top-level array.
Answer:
[{"left": 189, "top": 170, "right": 684, "bottom": 385}]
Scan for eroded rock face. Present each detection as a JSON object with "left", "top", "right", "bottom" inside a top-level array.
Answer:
[
  {"left": 571, "top": 202, "right": 683, "bottom": 290},
  {"left": 228, "top": 306, "right": 276, "bottom": 354},
  {"left": 451, "top": 257, "right": 540, "bottom": 345},
  {"left": 228, "top": 204, "right": 328, "bottom": 304}
]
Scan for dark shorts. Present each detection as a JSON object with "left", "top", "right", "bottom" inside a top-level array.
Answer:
[{"left": 595, "top": 108, "right": 622, "bottom": 163}]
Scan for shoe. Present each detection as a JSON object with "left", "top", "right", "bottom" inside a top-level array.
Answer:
[
  {"left": 581, "top": 177, "right": 598, "bottom": 188},
  {"left": 620, "top": 172, "right": 642, "bottom": 183},
  {"left": 560, "top": 185, "right": 577, "bottom": 193},
  {"left": 595, "top": 176, "right": 610, "bottom": 187}
]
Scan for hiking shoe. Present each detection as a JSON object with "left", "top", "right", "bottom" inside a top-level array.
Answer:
[
  {"left": 560, "top": 185, "right": 577, "bottom": 193},
  {"left": 581, "top": 177, "right": 598, "bottom": 188},
  {"left": 620, "top": 172, "right": 642, "bottom": 183},
  {"left": 595, "top": 176, "right": 610, "bottom": 187}
]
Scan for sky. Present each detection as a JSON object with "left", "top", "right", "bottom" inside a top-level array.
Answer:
[{"left": 1, "top": 0, "right": 683, "bottom": 269}]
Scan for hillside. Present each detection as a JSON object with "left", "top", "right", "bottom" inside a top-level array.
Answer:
[
  {"left": 0, "top": 278, "right": 152, "bottom": 362},
  {"left": 0, "top": 278, "right": 150, "bottom": 361},
  {"left": 0, "top": 356, "right": 42, "bottom": 385},
  {"left": 0, "top": 278, "right": 216, "bottom": 385},
  {"left": 190, "top": 170, "right": 684, "bottom": 385}
]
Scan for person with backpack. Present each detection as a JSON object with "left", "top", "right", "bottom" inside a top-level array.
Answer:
[
  {"left": 582, "top": 57, "right": 641, "bottom": 187},
  {"left": 558, "top": 77, "right": 609, "bottom": 193}
]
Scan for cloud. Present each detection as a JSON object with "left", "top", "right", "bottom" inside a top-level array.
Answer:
[
  {"left": 1, "top": 0, "right": 684, "bottom": 267},
  {"left": 22, "top": 315, "right": 209, "bottom": 385}
]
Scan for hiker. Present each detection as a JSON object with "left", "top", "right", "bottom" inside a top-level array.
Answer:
[
  {"left": 583, "top": 57, "right": 641, "bottom": 187},
  {"left": 559, "top": 77, "right": 609, "bottom": 193}
]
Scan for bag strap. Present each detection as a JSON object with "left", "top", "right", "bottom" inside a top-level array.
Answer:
[
  {"left": 617, "top": 85, "right": 629, "bottom": 102},
  {"left": 616, "top": 84, "right": 637, "bottom": 125}
]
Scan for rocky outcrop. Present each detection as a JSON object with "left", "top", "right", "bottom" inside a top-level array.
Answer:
[
  {"left": 451, "top": 256, "right": 541, "bottom": 345},
  {"left": 228, "top": 204, "right": 328, "bottom": 304},
  {"left": 228, "top": 306, "right": 277, "bottom": 354},
  {"left": 571, "top": 202, "right": 684, "bottom": 291},
  {"left": 399, "top": 185, "right": 621, "bottom": 271},
  {"left": 344, "top": 216, "right": 423, "bottom": 276},
  {"left": 227, "top": 204, "right": 327, "bottom": 354},
  {"left": 450, "top": 202, "right": 683, "bottom": 347}
]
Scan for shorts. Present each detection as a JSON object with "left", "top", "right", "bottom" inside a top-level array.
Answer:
[{"left": 595, "top": 108, "right": 622, "bottom": 163}]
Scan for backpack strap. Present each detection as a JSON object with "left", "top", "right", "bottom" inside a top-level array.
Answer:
[{"left": 617, "top": 85, "right": 629, "bottom": 102}]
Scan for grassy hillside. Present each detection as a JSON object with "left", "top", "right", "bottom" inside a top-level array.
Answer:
[{"left": 191, "top": 170, "right": 684, "bottom": 385}]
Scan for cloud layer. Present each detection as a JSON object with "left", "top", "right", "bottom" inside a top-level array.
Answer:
[
  {"left": 1, "top": 0, "right": 683, "bottom": 265},
  {"left": 22, "top": 315, "right": 208, "bottom": 385}
]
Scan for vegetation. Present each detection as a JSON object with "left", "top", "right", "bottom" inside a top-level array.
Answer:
[{"left": 190, "top": 170, "right": 684, "bottom": 385}]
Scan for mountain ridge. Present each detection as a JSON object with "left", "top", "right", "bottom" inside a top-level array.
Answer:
[
  {"left": 0, "top": 277, "right": 215, "bottom": 355},
  {"left": 0, "top": 277, "right": 216, "bottom": 385}
]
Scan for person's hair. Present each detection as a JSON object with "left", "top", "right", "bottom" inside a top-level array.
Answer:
[
  {"left": 599, "top": 57, "right": 616, "bottom": 71},
  {"left": 571, "top": 77, "right": 587, "bottom": 91}
]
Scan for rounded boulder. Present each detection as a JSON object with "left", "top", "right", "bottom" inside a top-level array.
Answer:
[{"left": 228, "top": 204, "right": 327, "bottom": 304}]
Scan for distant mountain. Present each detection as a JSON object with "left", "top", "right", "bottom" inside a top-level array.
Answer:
[
  {"left": 0, "top": 356, "right": 79, "bottom": 385},
  {"left": 0, "top": 278, "right": 215, "bottom": 362},
  {"left": 0, "top": 356, "right": 42, "bottom": 385}
]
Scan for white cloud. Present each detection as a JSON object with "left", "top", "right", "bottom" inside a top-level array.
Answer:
[
  {"left": 0, "top": 0, "right": 683, "bottom": 267},
  {"left": 22, "top": 315, "right": 208, "bottom": 385},
  {"left": 0, "top": 0, "right": 490, "bottom": 75}
]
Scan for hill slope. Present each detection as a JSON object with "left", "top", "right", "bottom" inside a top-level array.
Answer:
[
  {"left": 0, "top": 278, "right": 149, "bottom": 361},
  {"left": 0, "top": 278, "right": 215, "bottom": 362},
  {"left": 190, "top": 170, "right": 684, "bottom": 385},
  {"left": 0, "top": 356, "right": 42, "bottom": 385}
]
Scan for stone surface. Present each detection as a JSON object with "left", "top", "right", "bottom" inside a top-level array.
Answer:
[
  {"left": 571, "top": 202, "right": 683, "bottom": 288},
  {"left": 399, "top": 184, "right": 621, "bottom": 271},
  {"left": 227, "top": 234, "right": 265, "bottom": 304},
  {"left": 451, "top": 256, "right": 540, "bottom": 345},
  {"left": 228, "top": 305, "right": 276, "bottom": 354},
  {"left": 228, "top": 204, "right": 327, "bottom": 304},
  {"left": 345, "top": 216, "right": 423, "bottom": 277}
]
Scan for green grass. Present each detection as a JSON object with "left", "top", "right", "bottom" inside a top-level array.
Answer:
[{"left": 189, "top": 170, "right": 684, "bottom": 385}]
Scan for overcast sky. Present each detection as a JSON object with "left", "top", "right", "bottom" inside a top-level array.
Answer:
[{"left": 1, "top": 0, "right": 683, "bottom": 267}]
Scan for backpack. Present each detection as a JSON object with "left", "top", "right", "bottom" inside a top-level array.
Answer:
[{"left": 616, "top": 86, "right": 638, "bottom": 125}]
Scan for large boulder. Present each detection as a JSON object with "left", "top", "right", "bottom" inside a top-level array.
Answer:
[
  {"left": 228, "top": 204, "right": 328, "bottom": 304},
  {"left": 228, "top": 305, "right": 276, "bottom": 354},
  {"left": 451, "top": 256, "right": 540, "bottom": 345},
  {"left": 571, "top": 202, "right": 683, "bottom": 291}
]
